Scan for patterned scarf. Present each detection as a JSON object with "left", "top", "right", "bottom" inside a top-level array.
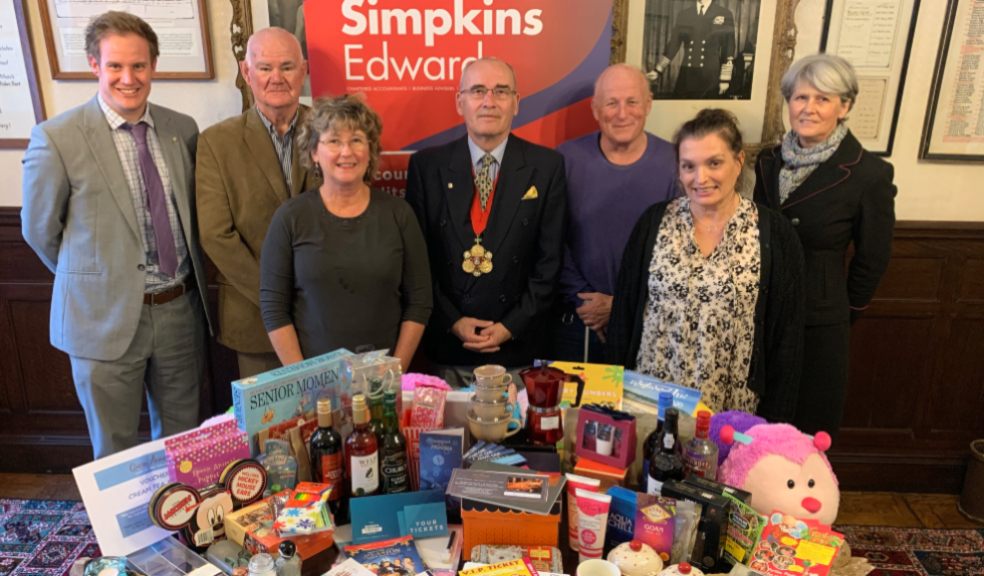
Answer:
[{"left": 778, "top": 123, "right": 848, "bottom": 204}]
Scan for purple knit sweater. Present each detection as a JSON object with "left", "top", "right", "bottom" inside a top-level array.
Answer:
[{"left": 557, "top": 131, "right": 679, "bottom": 305}]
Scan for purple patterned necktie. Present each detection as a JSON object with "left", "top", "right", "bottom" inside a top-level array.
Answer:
[{"left": 126, "top": 122, "right": 177, "bottom": 277}]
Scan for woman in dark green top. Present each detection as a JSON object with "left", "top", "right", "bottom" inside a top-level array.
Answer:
[{"left": 260, "top": 95, "right": 432, "bottom": 370}]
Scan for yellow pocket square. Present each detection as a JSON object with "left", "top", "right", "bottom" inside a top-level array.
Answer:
[{"left": 522, "top": 186, "right": 539, "bottom": 200}]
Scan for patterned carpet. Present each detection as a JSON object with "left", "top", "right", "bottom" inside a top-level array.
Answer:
[
  {"left": 837, "top": 526, "right": 984, "bottom": 576},
  {"left": 1, "top": 499, "right": 982, "bottom": 576},
  {"left": 0, "top": 499, "right": 99, "bottom": 576}
]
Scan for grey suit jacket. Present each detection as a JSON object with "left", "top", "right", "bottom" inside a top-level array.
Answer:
[
  {"left": 196, "top": 107, "right": 318, "bottom": 353},
  {"left": 21, "top": 96, "right": 212, "bottom": 361}
]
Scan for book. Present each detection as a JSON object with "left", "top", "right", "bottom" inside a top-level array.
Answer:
[
  {"left": 231, "top": 348, "right": 352, "bottom": 453},
  {"left": 419, "top": 429, "right": 464, "bottom": 493},
  {"left": 621, "top": 371, "right": 701, "bottom": 416},
  {"left": 324, "top": 558, "right": 378, "bottom": 576},
  {"left": 457, "top": 557, "right": 539, "bottom": 576},
  {"left": 345, "top": 535, "right": 427, "bottom": 576}
]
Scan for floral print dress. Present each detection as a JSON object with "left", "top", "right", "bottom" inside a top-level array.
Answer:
[{"left": 635, "top": 196, "right": 762, "bottom": 413}]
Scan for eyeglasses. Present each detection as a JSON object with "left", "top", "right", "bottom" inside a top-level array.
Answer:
[
  {"left": 318, "top": 136, "right": 368, "bottom": 153},
  {"left": 460, "top": 86, "right": 517, "bottom": 100}
]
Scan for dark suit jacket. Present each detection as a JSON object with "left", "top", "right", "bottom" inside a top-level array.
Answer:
[
  {"left": 406, "top": 135, "right": 567, "bottom": 367},
  {"left": 196, "top": 107, "right": 319, "bottom": 353},
  {"left": 753, "top": 131, "right": 896, "bottom": 326}
]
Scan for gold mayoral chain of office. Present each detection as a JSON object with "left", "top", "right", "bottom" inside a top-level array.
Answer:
[{"left": 463, "top": 154, "right": 497, "bottom": 277}]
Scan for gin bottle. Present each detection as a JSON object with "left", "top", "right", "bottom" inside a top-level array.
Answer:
[{"left": 683, "top": 410, "right": 718, "bottom": 480}]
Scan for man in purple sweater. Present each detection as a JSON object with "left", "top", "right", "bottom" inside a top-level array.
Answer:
[{"left": 551, "top": 64, "right": 679, "bottom": 362}]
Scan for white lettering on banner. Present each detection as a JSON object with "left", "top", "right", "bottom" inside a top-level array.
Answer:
[
  {"left": 341, "top": 0, "right": 544, "bottom": 48},
  {"left": 345, "top": 41, "right": 484, "bottom": 81}
]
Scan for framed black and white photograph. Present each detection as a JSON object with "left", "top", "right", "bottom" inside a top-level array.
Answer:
[
  {"left": 920, "top": 0, "right": 984, "bottom": 162},
  {"left": 38, "top": 0, "right": 214, "bottom": 79},
  {"left": 642, "top": 0, "right": 763, "bottom": 101},
  {"left": 622, "top": 0, "right": 796, "bottom": 147},
  {"left": 0, "top": 0, "right": 45, "bottom": 148},
  {"left": 820, "top": 0, "right": 920, "bottom": 156}
]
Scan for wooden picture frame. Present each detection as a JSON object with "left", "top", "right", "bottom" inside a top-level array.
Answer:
[
  {"left": 920, "top": 0, "right": 984, "bottom": 162},
  {"left": 820, "top": 0, "right": 920, "bottom": 156},
  {"left": 38, "top": 0, "right": 214, "bottom": 79},
  {"left": 0, "top": 0, "right": 45, "bottom": 148}
]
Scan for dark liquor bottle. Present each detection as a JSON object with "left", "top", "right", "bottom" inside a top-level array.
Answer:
[
  {"left": 683, "top": 410, "right": 718, "bottom": 480},
  {"left": 367, "top": 392, "right": 385, "bottom": 441},
  {"left": 647, "top": 407, "right": 684, "bottom": 495},
  {"left": 309, "top": 398, "right": 345, "bottom": 517},
  {"left": 640, "top": 391, "right": 675, "bottom": 488},
  {"left": 345, "top": 394, "right": 380, "bottom": 498},
  {"left": 379, "top": 389, "right": 410, "bottom": 493}
]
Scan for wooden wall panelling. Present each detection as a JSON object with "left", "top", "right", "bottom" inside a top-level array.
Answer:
[
  {"left": 0, "top": 208, "right": 233, "bottom": 472},
  {"left": 832, "top": 224, "right": 984, "bottom": 492}
]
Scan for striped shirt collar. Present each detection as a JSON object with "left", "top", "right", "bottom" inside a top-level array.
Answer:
[{"left": 256, "top": 106, "right": 299, "bottom": 138}]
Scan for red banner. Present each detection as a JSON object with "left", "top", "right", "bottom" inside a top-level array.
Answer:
[{"left": 305, "top": 0, "right": 613, "bottom": 195}]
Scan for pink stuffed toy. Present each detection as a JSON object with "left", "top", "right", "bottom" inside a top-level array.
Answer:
[{"left": 718, "top": 422, "right": 840, "bottom": 525}]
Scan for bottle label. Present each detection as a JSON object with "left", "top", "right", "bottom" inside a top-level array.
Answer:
[
  {"left": 350, "top": 451, "right": 379, "bottom": 495},
  {"left": 319, "top": 452, "right": 344, "bottom": 501},
  {"left": 647, "top": 476, "right": 663, "bottom": 495},
  {"left": 662, "top": 434, "right": 676, "bottom": 450},
  {"left": 684, "top": 448, "right": 715, "bottom": 479},
  {"left": 381, "top": 451, "right": 409, "bottom": 493}
]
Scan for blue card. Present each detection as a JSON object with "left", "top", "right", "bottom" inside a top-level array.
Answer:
[
  {"left": 397, "top": 501, "right": 448, "bottom": 539},
  {"left": 350, "top": 489, "right": 445, "bottom": 544}
]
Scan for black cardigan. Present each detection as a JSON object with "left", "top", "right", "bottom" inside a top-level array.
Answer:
[{"left": 607, "top": 200, "right": 805, "bottom": 422}]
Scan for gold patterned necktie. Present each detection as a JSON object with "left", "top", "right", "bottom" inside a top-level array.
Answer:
[{"left": 476, "top": 153, "right": 495, "bottom": 211}]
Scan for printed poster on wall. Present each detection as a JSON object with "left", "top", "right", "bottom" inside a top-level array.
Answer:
[{"left": 305, "top": 0, "right": 614, "bottom": 196}]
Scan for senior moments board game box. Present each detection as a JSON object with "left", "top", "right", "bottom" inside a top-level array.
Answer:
[{"left": 232, "top": 349, "right": 352, "bottom": 452}]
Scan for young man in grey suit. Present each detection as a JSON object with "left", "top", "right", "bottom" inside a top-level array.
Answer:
[
  {"left": 196, "top": 27, "right": 318, "bottom": 379},
  {"left": 21, "top": 11, "right": 211, "bottom": 458}
]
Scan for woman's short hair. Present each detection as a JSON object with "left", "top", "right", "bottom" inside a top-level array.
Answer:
[
  {"left": 780, "top": 53, "right": 859, "bottom": 110},
  {"left": 85, "top": 11, "right": 160, "bottom": 63},
  {"left": 297, "top": 95, "right": 383, "bottom": 184},
  {"left": 674, "top": 108, "right": 744, "bottom": 158}
]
